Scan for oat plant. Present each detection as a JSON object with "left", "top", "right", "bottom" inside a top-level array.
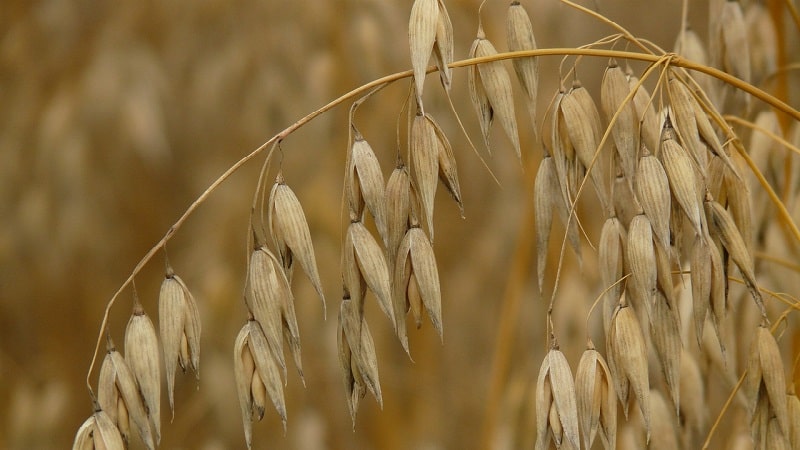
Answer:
[{"left": 72, "top": 0, "right": 800, "bottom": 448}]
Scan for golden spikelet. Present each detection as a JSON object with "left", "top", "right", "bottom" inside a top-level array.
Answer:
[
  {"left": 575, "top": 343, "right": 617, "bottom": 450},
  {"left": 506, "top": 1, "right": 539, "bottom": 132},
  {"left": 667, "top": 76, "right": 706, "bottom": 171},
  {"left": 346, "top": 132, "right": 387, "bottom": 243},
  {"left": 636, "top": 147, "right": 672, "bottom": 252},
  {"left": 344, "top": 220, "right": 394, "bottom": 324},
  {"left": 602, "top": 62, "right": 638, "bottom": 186},
  {"left": 627, "top": 213, "right": 657, "bottom": 312},
  {"left": 385, "top": 162, "right": 412, "bottom": 269},
  {"left": 124, "top": 300, "right": 161, "bottom": 443},
  {"left": 535, "top": 347, "right": 580, "bottom": 450},
  {"left": 411, "top": 113, "right": 440, "bottom": 240},
  {"left": 704, "top": 194, "right": 765, "bottom": 317},
  {"left": 745, "top": 326, "right": 790, "bottom": 439},
  {"left": 409, "top": 0, "right": 439, "bottom": 106},
  {"left": 608, "top": 302, "right": 650, "bottom": 439},
  {"left": 468, "top": 24, "right": 521, "bottom": 158},
  {"left": 660, "top": 120, "right": 703, "bottom": 234},
  {"left": 432, "top": 0, "right": 453, "bottom": 91},
  {"left": 393, "top": 226, "right": 442, "bottom": 350},
  {"left": 338, "top": 298, "right": 382, "bottom": 426},
  {"left": 561, "top": 80, "right": 609, "bottom": 208},
  {"left": 268, "top": 177, "right": 326, "bottom": 310},
  {"left": 107, "top": 341, "right": 154, "bottom": 450},
  {"left": 158, "top": 270, "right": 201, "bottom": 416},
  {"left": 428, "top": 114, "right": 463, "bottom": 214},
  {"left": 598, "top": 216, "right": 626, "bottom": 335},
  {"left": 649, "top": 290, "right": 681, "bottom": 412}
]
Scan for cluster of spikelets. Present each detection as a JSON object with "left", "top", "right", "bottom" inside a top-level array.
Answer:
[
  {"left": 74, "top": 0, "right": 800, "bottom": 448},
  {"left": 528, "top": 3, "right": 800, "bottom": 450},
  {"left": 74, "top": 270, "right": 200, "bottom": 450}
]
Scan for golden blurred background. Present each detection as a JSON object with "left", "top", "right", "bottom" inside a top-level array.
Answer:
[{"left": 1, "top": 0, "right": 798, "bottom": 448}]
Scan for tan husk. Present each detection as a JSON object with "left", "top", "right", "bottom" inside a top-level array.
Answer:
[
  {"left": 649, "top": 290, "right": 681, "bottom": 412},
  {"left": 660, "top": 122, "right": 702, "bottom": 234},
  {"left": 347, "top": 221, "right": 394, "bottom": 323},
  {"left": 602, "top": 63, "right": 638, "bottom": 187},
  {"left": 94, "top": 410, "right": 126, "bottom": 450},
  {"left": 109, "top": 346, "right": 154, "bottom": 450},
  {"left": 626, "top": 214, "right": 657, "bottom": 314},
  {"left": 347, "top": 134, "right": 387, "bottom": 242},
  {"left": 408, "top": 0, "right": 439, "bottom": 106},
  {"left": 410, "top": 113, "right": 440, "bottom": 240},
  {"left": 561, "top": 81, "right": 609, "bottom": 208},
  {"left": 427, "top": 113, "right": 463, "bottom": 214},
  {"left": 268, "top": 178, "right": 326, "bottom": 310},
  {"left": 469, "top": 25, "right": 521, "bottom": 159},
  {"left": 124, "top": 302, "right": 161, "bottom": 443},
  {"left": 636, "top": 148, "right": 672, "bottom": 252},
  {"left": 704, "top": 194, "right": 765, "bottom": 318},
  {"left": 599, "top": 216, "right": 626, "bottom": 335},
  {"left": 506, "top": 1, "right": 539, "bottom": 132},
  {"left": 432, "top": 0, "right": 453, "bottom": 91},
  {"left": 385, "top": 163, "right": 412, "bottom": 267},
  {"left": 246, "top": 319, "right": 287, "bottom": 429},
  {"left": 534, "top": 156, "right": 557, "bottom": 294},
  {"left": 575, "top": 344, "right": 617, "bottom": 450},
  {"left": 609, "top": 303, "right": 650, "bottom": 440}
]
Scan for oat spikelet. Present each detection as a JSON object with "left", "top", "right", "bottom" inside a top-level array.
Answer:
[
  {"left": 667, "top": 76, "right": 706, "bottom": 171},
  {"left": 469, "top": 24, "right": 521, "bottom": 158},
  {"left": 534, "top": 156, "right": 557, "bottom": 294},
  {"left": 575, "top": 343, "right": 617, "bottom": 450},
  {"left": 268, "top": 177, "right": 326, "bottom": 310},
  {"left": 704, "top": 194, "right": 765, "bottom": 317},
  {"left": 345, "top": 221, "right": 394, "bottom": 323},
  {"left": 608, "top": 302, "right": 650, "bottom": 439},
  {"left": 598, "top": 216, "right": 626, "bottom": 335},
  {"left": 602, "top": 62, "right": 638, "bottom": 186},
  {"left": 338, "top": 297, "right": 382, "bottom": 425},
  {"left": 247, "top": 247, "right": 287, "bottom": 377},
  {"left": 249, "top": 320, "right": 288, "bottom": 428},
  {"left": 394, "top": 226, "right": 442, "bottom": 346},
  {"left": 385, "top": 163, "right": 412, "bottom": 269},
  {"left": 535, "top": 346, "right": 580, "bottom": 450},
  {"left": 626, "top": 70, "right": 661, "bottom": 157},
  {"left": 409, "top": 0, "right": 439, "bottom": 106},
  {"left": 650, "top": 290, "right": 681, "bottom": 412},
  {"left": 506, "top": 1, "right": 538, "bottom": 133},
  {"left": 660, "top": 121, "right": 702, "bottom": 234},
  {"left": 158, "top": 271, "right": 201, "bottom": 416},
  {"left": 347, "top": 132, "right": 387, "bottom": 243},
  {"left": 636, "top": 146, "right": 671, "bottom": 252},
  {"left": 561, "top": 80, "right": 609, "bottom": 208},
  {"left": 74, "top": 410, "right": 126, "bottom": 450},
  {"left": 745, "top": 326, "right": 790, "bottom": 440},
  {"left": 124, "top": 301, "right": 161, "bottom": 443},
  {"left": 627, "top": 214, "right": 657, "bottom": 313},
  {"left": 411, "top": 113, "right": 440, "bottom": 240},
  {"left": 432, "top": 0, "right": 453, "bottom": 91},
  {"left": 428, "top": 114, "right": 463, "bottom": 214},
  {"left": 107, "top": 342, "right": 154, "bottom": 450}
]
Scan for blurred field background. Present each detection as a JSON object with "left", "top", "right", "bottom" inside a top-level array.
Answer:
[{"left": 1, "top": 0, "right": 798, "bottom": 448}]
